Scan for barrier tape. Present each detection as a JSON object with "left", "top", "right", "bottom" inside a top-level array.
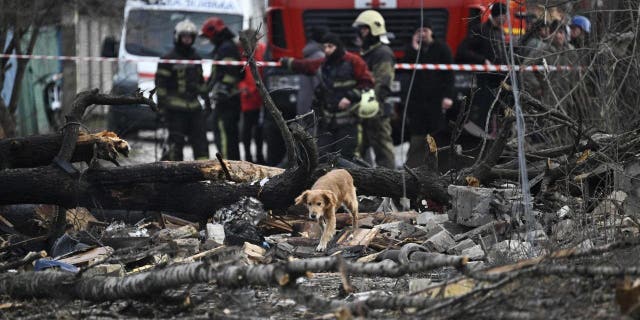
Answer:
[{"left": 0, "top": 53, "right": 577, "bottom": 72}]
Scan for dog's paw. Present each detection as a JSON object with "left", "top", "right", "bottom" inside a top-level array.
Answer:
[{"left": 316, "top": 243, "right": 327, "bottom": 252}]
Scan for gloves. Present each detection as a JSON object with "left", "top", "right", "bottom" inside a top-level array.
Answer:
[{"left": 279, "top": 57, "right": 293, "bottom": 69}]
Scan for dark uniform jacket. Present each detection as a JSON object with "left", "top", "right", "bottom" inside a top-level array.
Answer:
[
  {"left": 402, "top": 40, "right": 454, "bottom": 135},
  {"left": 456, "top": 20, "right": 507, "bottom": 65},
  {"left": 288, "top": 51, "right": 374, "bottom": 114},
  {"left": 155, "top": 47, "right": 206, "bottom": 111},
  {"left": 209, "top": 37, "right": 242, "bottom": 102},
  {"left": 360, "top": 42, "right": 395, "bottom": 114}
]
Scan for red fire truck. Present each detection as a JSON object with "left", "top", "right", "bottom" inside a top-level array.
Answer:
[{"left": 262, "top": 0, "right": 527, "bottom": 145}]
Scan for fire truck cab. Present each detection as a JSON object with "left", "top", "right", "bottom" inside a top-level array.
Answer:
[{"left": 263, "top": 0, "right": 527, "bottom": 144}]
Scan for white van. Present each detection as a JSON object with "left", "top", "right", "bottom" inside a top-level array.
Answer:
[{"left": 108, "top": 0, "right": 262, "bottom": 135}]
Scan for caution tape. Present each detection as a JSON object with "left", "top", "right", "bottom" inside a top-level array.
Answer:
[{"left": 0, "top": 53, "right": 577, "bottom": 72}]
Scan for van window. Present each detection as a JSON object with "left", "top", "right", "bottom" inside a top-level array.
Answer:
[{"left": 124, "top": 9, "right": 243, "bottom": 57}]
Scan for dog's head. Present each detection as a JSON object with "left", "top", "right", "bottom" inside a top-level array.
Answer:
[{"left": 295, "top": 189, "right": 338, "bottom": 220}]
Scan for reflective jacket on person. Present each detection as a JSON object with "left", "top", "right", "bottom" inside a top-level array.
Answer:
[
  {"left": 155, "top": 47, "right": 206, "bottom": 111},
  {"left": 360, "top": 42, "right": 395, "bottom": 112},
  {"left": 287, "top": 51, "right": 374, "bottom": 114},
  {"left": 208, "top": 37, "right": 242, "bottom": 103}
]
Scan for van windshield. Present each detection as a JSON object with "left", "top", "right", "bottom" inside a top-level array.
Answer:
[{"left": 125, "top": 9, "right": 243, "bottom": 57}]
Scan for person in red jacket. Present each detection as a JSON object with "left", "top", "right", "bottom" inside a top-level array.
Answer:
[
  {"left": 238, "top": 29, "right": 266, "bottom": 164},
  {"left": 281, "top": 33, "right": 374, "bottom": 161}
]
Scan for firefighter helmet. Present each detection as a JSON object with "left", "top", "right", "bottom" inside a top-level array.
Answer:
[
  {"left": 200, "top": 17, "right": 227, "bottom": 39},
  {"left": 353, "top": 10, "right": 390, "bottom": 44},
  {"left": 174, "top": 19, "right": 198, "bottom": 42},
  {"left": 358, "top": 89, "right": 380, "bottom": 119}
]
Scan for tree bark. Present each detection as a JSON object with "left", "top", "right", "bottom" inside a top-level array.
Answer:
[
  {"left": 0, "top": 131, "right": 130, "bottom": 169},
  {"left": 0, "top": 255, "right": 467, "bottom": 301},
  {"left": 53, "top": 89, "right": 156, "bottom": 171}
]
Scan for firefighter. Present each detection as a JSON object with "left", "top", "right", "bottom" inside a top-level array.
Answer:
[
  {"left": 352, "top": 9, "right": 397, "bottom": 169},
  {"left": 200, "top": 17, "right": 242, "bottom": 160},
  {"left": 280, "top": 33, "right": 375, "bottom": 161},
  {"left": 155, "top": 18, "right": 210, "bottom": 161}
]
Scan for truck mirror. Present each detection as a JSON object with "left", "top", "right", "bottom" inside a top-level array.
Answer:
[{"left": 101, "top": 36, "right": 119, "bottom": 58}]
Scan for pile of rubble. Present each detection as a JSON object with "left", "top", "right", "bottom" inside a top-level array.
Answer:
[{"left": 2, "top": 162, "right": 640, "bottom": 318}]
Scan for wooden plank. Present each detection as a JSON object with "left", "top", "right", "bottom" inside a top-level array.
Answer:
[
  {"left": 337, "top": 227, "right": 380, "bottom": 247},
  {"left": 57, "top": 246, "right": 113, "bottom": 266}
]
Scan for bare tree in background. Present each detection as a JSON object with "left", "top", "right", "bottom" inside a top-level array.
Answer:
[{"left": 0, "top": 1, "right": 60, "bottom": 138}]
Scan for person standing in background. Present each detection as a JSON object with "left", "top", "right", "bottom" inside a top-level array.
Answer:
[
  {"left": 352, "top": 10, "right": 397, "bottom": 169},
  {"left": 156, "top": 19, "right": 210, "bottom": 161},
  {"left": 238, "top": 29, "right": 266, "bottom": 164},
  {"left": 402, "top": 22, "right": 454, "bottom": 168},
  {"left": 201, "top": 17, "right": 242, "bottom": 160}
]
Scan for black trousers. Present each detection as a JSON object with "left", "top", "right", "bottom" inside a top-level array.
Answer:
[
  {"left": 213, "top": 96, "right": 241, "bottom": 160},
  {"left": 162, "top": 109, "right": 209, "bottom": 161},
  {"left": 241, "top": 109, "right": 264, "bottom": 163}
]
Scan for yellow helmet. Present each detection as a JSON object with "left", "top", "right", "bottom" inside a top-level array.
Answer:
[
  {"left": 358, "top": 89, "right": 380, "bottom": 118},
  {"left": 353, "top": 10, "right": 390, "bottom": 44}
]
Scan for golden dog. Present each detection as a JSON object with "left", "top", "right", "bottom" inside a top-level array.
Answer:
[{"left": 295, "top": 169, "right": 358, "bottom": 252}]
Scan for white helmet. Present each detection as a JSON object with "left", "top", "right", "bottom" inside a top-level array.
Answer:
[{"left": 174, "top": 19, "right": 198, "bottom": 42}]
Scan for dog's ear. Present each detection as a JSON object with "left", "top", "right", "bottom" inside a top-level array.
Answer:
[
  {"left": 322, "top": 191, "right": 338, "bottom": 208},
  {"left": 295, "top": 190, "right": 309, "bottom": 205}
]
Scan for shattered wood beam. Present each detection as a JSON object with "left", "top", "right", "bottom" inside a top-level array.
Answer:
[
  {"left": 85, "top": 160, "right": 284, "bottom": 185},
  {"left": 0, "top": 255, "right": 467, "bottom": 301},
  {"left": 54, "top": 89, "right": 156, "bottom": 168},
  {"left": 0, "top": 131, "right": 129, "bottom": 169}
]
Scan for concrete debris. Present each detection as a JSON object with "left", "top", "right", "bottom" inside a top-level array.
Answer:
[
  {"left": 461, "top": 245, "right": 485, "bottom": 261},
  {"left": 423, "top": 230, "right": 456, "bottom": 253},
  {"left": 206, "top": 223, "right": 226, "bottom": 244},
  {"left": 416, "top": 211, "right": 449, "bottom": 225},
  {"left": 448, "top": 238, "right": 477, "bottom": 255},
  {"left": 448, "top": 185, "right": 518, "bottom": 227}
]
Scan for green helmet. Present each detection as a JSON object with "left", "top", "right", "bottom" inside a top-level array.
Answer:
[
  {"left": 358, "top": 89, "right": 379, "bottom": 118},
  {"left": 353, "top": 10, "right": 390, "bottom": 44}
]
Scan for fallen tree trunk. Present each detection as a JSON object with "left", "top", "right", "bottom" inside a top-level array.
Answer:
[
  {"left": 0, "top": 131, "right": 130, "bottom": 169},
  {"left": 0, "top": 162, "right": 302, "bottom": 218},
  {"left": 0, "top": 255, "right": 467, "bottom": 301},
  {"left": 0, "top": 161, "right": 450, "bottom": 216},
  {"left": 346, "top": 166, "right": 450, "bottom": 204},
  {"left": 85, "top": 160, "right": 284, "bottom": 185}
]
